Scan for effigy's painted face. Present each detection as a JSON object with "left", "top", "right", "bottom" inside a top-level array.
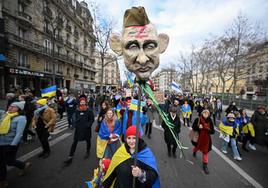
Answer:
[{"left": 109, "top": 24, "right": 169, "bottom": 80}]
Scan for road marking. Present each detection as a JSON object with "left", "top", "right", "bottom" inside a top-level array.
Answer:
[
  {"left": 8, "top": 133, "right": 72, "bottom": 171},
  {"left": 212, "top": 145, "right": 263, "bottom": 188},
  {"left": 153, "top": 118, "right": 264, "bottom": 188}
]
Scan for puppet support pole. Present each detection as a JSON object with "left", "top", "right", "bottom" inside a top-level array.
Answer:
[{"left": 132, "top": 83, "right": 142, "bottom": 188}]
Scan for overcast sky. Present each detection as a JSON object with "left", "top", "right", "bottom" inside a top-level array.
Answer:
[{"left": 84, "top": 0, "right": 268, "bottom": 80}]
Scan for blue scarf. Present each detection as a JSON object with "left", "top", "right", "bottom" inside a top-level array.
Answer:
[{"left": 34, "top": 104, "right": 48, "bottom": 118}]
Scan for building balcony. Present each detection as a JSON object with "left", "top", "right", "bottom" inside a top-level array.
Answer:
[
  {"left": 66, "top": 25, "right": 72, "bottom": 33},
  {"left": 7, "top": 33, "right": 43, "bottom": 53},
  {"left": 43, "top": 7, "right": 52, "bottom": 20},
  {"left": 18, "top": 0, "right": 32, "bottom": 6},
  {"left": 17, "top": 11, "right": 32, "bottom": 25}
]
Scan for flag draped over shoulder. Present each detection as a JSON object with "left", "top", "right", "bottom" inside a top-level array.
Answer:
[
  {"left": 103, "top": 145, "right": 160, "bottom": 188},
  {"left": 41, "top": 85, "right": 57, "bottom": 98},
  {"left": 170, "top": 81, "right": 182, "bottom": 94}
]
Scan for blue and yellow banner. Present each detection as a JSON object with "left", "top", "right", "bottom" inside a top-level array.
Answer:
[
  {"left": 129, "top": 99, "right": 145, "bottom": 111},
  {"left": 41, "top": 85, "right": 57, "bottom": 98}
]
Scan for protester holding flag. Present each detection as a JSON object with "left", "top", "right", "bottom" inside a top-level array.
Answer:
[
  {"left": 64, "top": 98, "right": 94, "bottom": 164},
  {"left": 96, "top": 109, "right": 122, "bottom": 159},
  {"left": 32, "top": 99, "right": 56, "bottom": 159},
  {"left": 170, "top": 81, "right": 183, "bottom": 94},
  {"left": 181, "top": 100, "right": 192, "bottom": 127},
  {"left": 102, "top": 126, "right": 160, "bottom": 188},
  {"left": 0, "top": 101, "right": 31, "bottom": 187},
  {"left": 162, "top": 106, "right": 181, "bottom": 158}
]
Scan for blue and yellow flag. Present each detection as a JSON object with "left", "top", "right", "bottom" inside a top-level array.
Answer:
[
  {"left": 129, "top": 99, "right": 145, "bottom": 111},
  {"left": 41, "top": 85, "right": 57, "bottom": 98},
  {"left": 127, "top": 72, "right": 135, "bottom": 88}
]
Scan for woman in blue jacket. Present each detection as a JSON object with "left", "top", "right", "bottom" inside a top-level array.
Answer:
[{"left": 0, "top": 101, "right": 31, "bottom": 187}]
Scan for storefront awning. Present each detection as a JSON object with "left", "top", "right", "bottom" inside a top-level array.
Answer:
[{"left": 0, "top": 54, "right": 6, "bottom": 61}]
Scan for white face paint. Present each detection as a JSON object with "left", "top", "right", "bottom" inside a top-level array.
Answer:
[{"left": 122, "top": 24, "right": 160, "bottom": 79}]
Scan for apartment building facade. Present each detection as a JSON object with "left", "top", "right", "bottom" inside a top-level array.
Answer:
[
  {"left": 1, "top": 0, "right": 96, "bottom": 97},
  {"left": 94, "top": 52, "right": 121, "bottom": 92},
  {"left": 152, "top": 69, "right": 179, "bottom": 92}
]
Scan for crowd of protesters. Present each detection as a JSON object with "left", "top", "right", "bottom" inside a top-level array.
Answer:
[{"left": 0, "top": 86, "right": 267, "bottom": 187}]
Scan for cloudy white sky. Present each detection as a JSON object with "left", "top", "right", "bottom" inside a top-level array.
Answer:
[{"left": 84, "top": 0, "right": 268, "bottom": 80}]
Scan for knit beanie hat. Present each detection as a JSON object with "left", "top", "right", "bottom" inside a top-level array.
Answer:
[
  {"left": 37, "top": 99, "right": 47, "bottom": 106},
  {"left": 10, "top": 101, "right": 25, "bottom": 110},
  {"left": 126, "top": 126, "right": 140, "bottom": 138}
]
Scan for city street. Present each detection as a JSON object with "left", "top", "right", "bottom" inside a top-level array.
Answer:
[{"left": 5, "top": 112, "right": 268, "bottom": 188}]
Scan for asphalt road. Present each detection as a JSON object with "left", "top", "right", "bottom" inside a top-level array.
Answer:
[{"left": 5, "top": 112, "right": 268, "bottom": 188}]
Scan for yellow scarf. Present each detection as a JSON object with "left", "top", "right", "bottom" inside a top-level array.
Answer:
[{"left": 0, "top": 112, "right": 19, "bottom": 134}]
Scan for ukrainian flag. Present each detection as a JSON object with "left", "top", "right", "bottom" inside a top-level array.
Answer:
[
  {"left": 129, "top": 99, "right": 145, "bottom": 111},
  {"left": 41, "top": 85, "right": 57, "bottom": 98},
  {"left": 127, "top": 72, "right": 135, "bottom": 88}
]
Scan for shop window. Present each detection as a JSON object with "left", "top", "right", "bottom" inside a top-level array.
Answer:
[{"left": 18, "top": 52, "right": 27, "bottom": 67}]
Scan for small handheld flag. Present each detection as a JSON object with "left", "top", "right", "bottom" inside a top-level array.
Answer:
[
  {"left": 41, "top": 85, "right": 57, "bottom": 98},
  {"left": 129, "top": 99, "right": 145, "bottom": 111},
  {"left": 127, "top": 72, "right": 135, "bottom": 88},
  {"left": 170, "top": 81, "right": 183, "bottom": 94}
]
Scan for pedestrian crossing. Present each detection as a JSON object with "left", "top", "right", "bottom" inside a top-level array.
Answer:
[{"left": 51, "top": 117, "right": 69, "bottom": 136}]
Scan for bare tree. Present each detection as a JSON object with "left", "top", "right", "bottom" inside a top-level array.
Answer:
[
  {"left": 178, "top": 48, "right": 198, "bottom": 92},
  {"left": 194, "top": 43, "right": 215, "bottom": 94},
  {"left": 90, "top": 2, "right": 117, "bottom": 94},
  {"left": 225, "top": 14, "right": 264, "bottom": 96}
]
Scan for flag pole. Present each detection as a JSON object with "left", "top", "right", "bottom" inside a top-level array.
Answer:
[{"left": 132, "top": 82, "right": 142, "bottom": 188}]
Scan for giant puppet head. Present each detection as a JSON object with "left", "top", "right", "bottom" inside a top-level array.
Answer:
[{"left": 109, "top": 7, "right": 169, "bottom": 80}]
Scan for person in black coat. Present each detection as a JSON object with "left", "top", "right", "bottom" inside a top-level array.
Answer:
[
  {"left": 102, "top": 126, "right": 159, "bottom": 188},
  {"left": 95, "top": 100, "right": 110, "bottom": 132},
  {"left": 162, "top": 106, "right": 181, "bottom": 158},
  {"left": 225, "top": 101, "right": 238, "bottom": 115},
  {"left": 64, "top": 98, "right": 94, "bottom": 164},
  {"left": 22, "top": 96, "right": 36, "bottom": 142},
  {"left": 188, "top": 96, "right": 195, "bottom": 122}
]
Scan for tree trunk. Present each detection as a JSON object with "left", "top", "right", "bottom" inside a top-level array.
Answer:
[{"left": 100, "top": 55, "right": 104, "bottom": 94}]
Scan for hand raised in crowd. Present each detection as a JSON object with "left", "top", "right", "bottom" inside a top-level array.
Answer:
[{"left": 199, "top": 124, "right": 203, "bottom": 129}]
